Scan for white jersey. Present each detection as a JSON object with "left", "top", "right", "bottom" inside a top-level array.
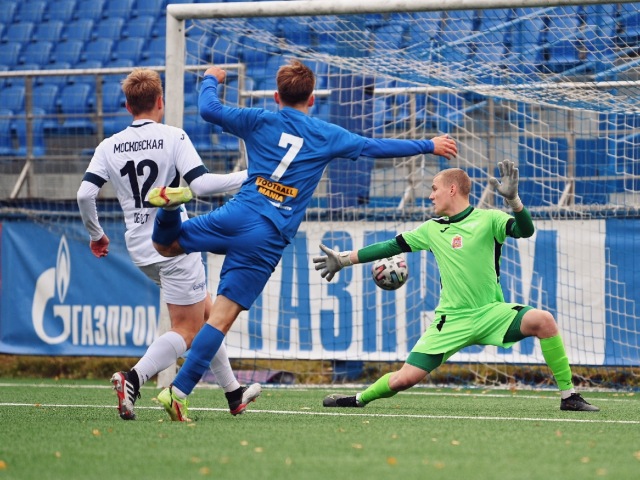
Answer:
[{"left": 82, "top": 119, "right": 203, "bottom": 266}]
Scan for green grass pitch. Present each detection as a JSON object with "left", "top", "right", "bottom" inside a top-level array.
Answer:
[{"left": 0, "top": 379, "right": 638, "bottom": 480}]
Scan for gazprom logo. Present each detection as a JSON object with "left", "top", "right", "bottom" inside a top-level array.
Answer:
[
  {"left": 32, "top": 236, "right": 71, "bottom": 344},
  {"left": 31, "top": 235, "right": 158, "bottom": 347}
]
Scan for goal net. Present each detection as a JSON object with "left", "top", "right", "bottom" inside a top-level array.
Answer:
[
  {"left": 162, "top": 0, "right": 640, "bottom": 389},
  {"left": 1, "top": 0, "right": 637, "bottom": 389}
]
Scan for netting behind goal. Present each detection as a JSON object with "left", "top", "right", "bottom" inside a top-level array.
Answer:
[
  {"left": 170, "top": 1, "right": 639, "bottom": 389},
  {"left": 0, "top": 1, "right": 638, "bottom": 389}
]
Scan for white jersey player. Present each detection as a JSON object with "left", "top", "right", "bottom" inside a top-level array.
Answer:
[{"left": 77, "top": 68, "right": 261, "bottom": 420}]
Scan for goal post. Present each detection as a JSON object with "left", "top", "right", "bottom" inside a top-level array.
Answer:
[{"left": 163, "top": 0, "right": 640, "bottom": 388}]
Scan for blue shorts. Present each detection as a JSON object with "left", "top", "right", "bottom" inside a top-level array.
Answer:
[{"left": 178, "top": 200, "right": 287, "bottom": 310}]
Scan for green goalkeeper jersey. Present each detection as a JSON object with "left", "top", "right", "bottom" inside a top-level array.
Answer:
[{"left": 399, "top": 206, "right": 514, "bottom": 312}]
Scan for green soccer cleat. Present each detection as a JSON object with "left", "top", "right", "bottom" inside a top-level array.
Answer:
[
  {"left": 148, "top": 186, "right": 193, "bottom": 208},
  {"left": 158, "top": 386, "right": 190, "bottom": 421}
]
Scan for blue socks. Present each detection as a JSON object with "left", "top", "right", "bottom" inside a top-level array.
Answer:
[
  {"left": 172, "top": 324, "right": 225, "bottom": 396},
  {"left": 152, "top": 208, "right": 182, "bottom": 246}
]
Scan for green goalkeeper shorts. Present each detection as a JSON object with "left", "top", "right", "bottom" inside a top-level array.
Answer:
[{"left": 407, "top": 302, "right": 532, "bottom": 371}]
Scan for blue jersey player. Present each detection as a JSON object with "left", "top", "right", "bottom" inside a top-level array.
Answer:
[{"left": 149, "top": 60, "right": 458, "bottom": 421}]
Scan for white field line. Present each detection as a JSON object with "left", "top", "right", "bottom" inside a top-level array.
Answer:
[
  {"left": 0, "top": 382, "right": 636, "bottom": 403},
  {"left": 0, "top": 402, "right": 639, "bottom": 425}
]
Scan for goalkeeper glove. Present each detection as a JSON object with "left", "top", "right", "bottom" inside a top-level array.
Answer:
[
  {"left": 313, "top": 244, "right": 353, "bottom": 282},
  {"left": 489, "top": 159, "right": 523, "bottom": 210}
]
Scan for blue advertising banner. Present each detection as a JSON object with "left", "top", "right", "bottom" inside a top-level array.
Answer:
[
  {"left": 1, "top": 218, "right": 639, "bottom": 365},
  {"left": 0, "top": 222, "right": 160, "bottom": 356}
]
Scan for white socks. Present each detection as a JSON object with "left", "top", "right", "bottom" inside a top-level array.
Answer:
[
  {"left": 209, "top": 342, "right": 241, "bottom": 393},
  {"left": 133, "top": 331, "right": 187, "bottom": 386},
  {"left": 134, "top": 330, "right": 240, "bottom": 395}
]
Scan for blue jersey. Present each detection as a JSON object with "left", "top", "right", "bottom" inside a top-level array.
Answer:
[{"left": 200, "top": 76, "right": 366, "bottom": 241}]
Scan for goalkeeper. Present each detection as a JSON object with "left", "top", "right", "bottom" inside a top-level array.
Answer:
[{"left": 314, "top": 161, "right": 599, "bottom": 412}]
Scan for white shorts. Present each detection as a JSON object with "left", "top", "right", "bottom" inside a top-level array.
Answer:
[{"left": 138, "top": 253, "right": 208, "bottom": 306}]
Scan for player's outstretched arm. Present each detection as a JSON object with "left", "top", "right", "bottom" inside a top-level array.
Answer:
[
  {"left": 489, "top": 159, "right": 523, "bottom": 211},
  {"left": 189, "top": 170, "right": 248, "bottom": 196},
  {"left": 313, "top": 244, "right": 357, "bottom": 282},
  {"left": 360, "top": 134, "right": 457, "bottom": 160}
]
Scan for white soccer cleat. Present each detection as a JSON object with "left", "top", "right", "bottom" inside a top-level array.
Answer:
[{"left": 227, "top": 383, "right": 262, "bottom": 416}]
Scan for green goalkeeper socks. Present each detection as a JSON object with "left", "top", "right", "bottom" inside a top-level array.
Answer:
[
  {"left": 540, "top": 335, "right": 574, "bottom": 392},
  {"left": 359, "top": 372, "right": 397, "bottom": 404}
]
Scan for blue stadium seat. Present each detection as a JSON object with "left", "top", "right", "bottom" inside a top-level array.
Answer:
[
  {"left": 574, "top": 138, "right": 611, "bottom": 204},
  {"left": 508, "top": 16, "right": 545, "bottom": 55},
  {"left": 33, "top": 21, "right": 65, "bottom": 44},
  {"left": 145, "top": 37, "right": 166, "bottom": 61},
  {"left": 40, "top": 61, "right": 72, "bottom": 88},
  {"left": 420, "top": 92, "right": 463, "bottom": 134},
  {"left": 0, "top": 65, "right": 8, "bottom": 89},
  {"left": 255, "top": 55, "right": 284, "bottom": 90},
  {"left": 185, "top": 33, "right": 214, "bottom": 64},
  {"left": 541, "top": 7, "right": 583, "bottom": 73},
  {"left": 504, "top": 16, "right": 546, "bottom": 77},
  {"left": 310, "top": 15, "right": 341, "bottom": 54},
  {"left": 583, "top": 4, "right": 620, "bottom": 37},
  {"left": 618, "top": 7, "right": 640, "bottom": 43},
  {"left": 19, "top": 42, "right": 53, "bottom": 67},
  {"left": 102, "top": 0, "right": 135, "bottom": 19},
  {"left": 371, "top": 23, "right": 407, "bottom": 51},
  {"left": 0, "top": 85, "right": 25, "bottom": 114},
  {"left": 183, "top": 107, "right": 217, "bottom": 152},
  {"left": 517, "top": 137, "right": 568, "bottom": 206},
  {"left": 478, "top": 8, "right": 514, "bottom": 29},
  {"left": 3, "top": 22, "right": 35, "bottom": 44},
  {"left": 105, "top": 59, "right": 135, "bottom": 69},
  {"left": 81, "top": 39, "right": 115, "bottom": 65},
  {"left": 211, "top": 35, "right": 240, "bottom": 64},
  {"left": 135, "top": 0, "right": 165, "bottom": 18},
  {"left": 74, "top": 0, "right": 105, "bottom": 21},
  {"left": 276, "top": 17, "right": 313, "bottom": 48},
  {"left": 58, "top": 83, "right": 96, "bottom": 134},
  {"left": 15, "top": 107, "right": 47, "bottom": 157},
  {"left": 111, "top": 38, "right": 146, "bottom": 63},
  {"left": 32, "top": 84, "right": 60, "bottom": 114},
  {"left": 14, "top": 1, "right": 46, "bottom": 23},
  {"left": 0, "top": 42, "right": 23, "bottom": 68},
  {"left": 44, "top": 0, "right": 77, "bottom": 23},
  {"left": 152, "top": 15, "right": 166, "bottom": 38},
  {"left": 305, "top": 59, "right": 329, "bottom": 90},
  {"left": 0, "top": 1, "right": 17, "bottom": 24},
  {"left": 438, "top": 15, "right": 475, "bottom": 62},
  {"left": 51, "top": 40, "right": 84, "bottom": 66},
  {"left": 139, "top": 56, "right": 164, "bottom": 67},
  {"left": 123, "top": 15, "right": 156, "bottom": 39},
  {"left": 101, "top": 81, "right": 130, "bottom": 137},
  {"left": 61, "top": 19, "right": 95, "bottom": 43},
  {"left": 0, "top": 109, "right": 16, "bottom": 156},
  {"left": 93, "top": 17, "right": 125, "bottom": 42},
  {"left": 406, "top": 12, "right": 444, "bottom": 52}
]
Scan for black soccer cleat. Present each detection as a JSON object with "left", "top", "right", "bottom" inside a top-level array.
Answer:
[
  {"left": 111, "top": 371, "right": 141, "bottom": 420},
  {"left": 560, "top": 393, "right": 600, "bottom": 412},
  {"left": 226, "top": 383, "right": 262, "bottom": 416},
  {"left": 323, "top": 394, "right": 365, "bottom": 408}
]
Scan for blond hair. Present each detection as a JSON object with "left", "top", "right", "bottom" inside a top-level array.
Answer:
[
  {"left": 121, "top": 68, "right": 163, "bottom": 116},
  {"left": 437, "top": 168, "right": 472, "bottom": 196}
]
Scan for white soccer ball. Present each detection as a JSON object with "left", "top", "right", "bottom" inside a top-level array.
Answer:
[{"left": 371, "top": 255, "right": 408, "bottom": 291}]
